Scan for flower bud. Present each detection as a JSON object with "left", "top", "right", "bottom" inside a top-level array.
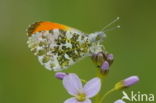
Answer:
[
  {"left": 123, "top": 76, "right": 139, "bottom": 87},
  {"left": 114, "top": 99, "right": 125, "bottom": 103},
  {"left": 106, "top": 53, "right": 114, "bottom": 65},
  {"left": 100, "top": 61, "right": 109, "bottom": 73},
  {"left": 114, "top": 76, "right": 139, "bottom": 90},
  {"left": 91, "top": 52, "right": 107, "bottom": 66},
  {"left": 55, "top": 72, "right": 68, "bottom": 80},
  {"left": 107, "top": 53, "right": 114, "bottom": 61}
]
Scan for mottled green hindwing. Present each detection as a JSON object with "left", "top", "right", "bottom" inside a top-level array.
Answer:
[{"left": 27, "top": 29, "right": 91, "bottom": 71}]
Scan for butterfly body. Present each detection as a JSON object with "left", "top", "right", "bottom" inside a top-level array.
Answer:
[{"left": 27, "top": 21, "right": 106, "bottom": 71}]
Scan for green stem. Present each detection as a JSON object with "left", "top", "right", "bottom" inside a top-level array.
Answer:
[
  {"left": 94, "top": 69, "right": 107, "bottom": 103},
  {"left": 98, "top": 88, "right": 116, "bottom": 103}
]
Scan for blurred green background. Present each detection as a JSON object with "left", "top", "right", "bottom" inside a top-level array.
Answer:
[{"left": 0, "top": 0, "right": 156, "bottom": 103}]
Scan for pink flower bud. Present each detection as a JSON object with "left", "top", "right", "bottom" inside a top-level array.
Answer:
[
  {"left": 55, "top": 72, "right": 68, "bottom": 80},
  {"left": 101, "top": 61, "right": 109, "bottom": 71},
  {"left": 115, "top": 76, "right": 140, "bottom": 90},
  {"left": 123, "top": 76, "right": 139, "bottom": 87}
]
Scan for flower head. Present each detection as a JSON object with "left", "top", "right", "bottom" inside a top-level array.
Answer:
[
  {"left": 91, "top": 52, "right": 114, "bottom": 76},
  {"left": 63, "top": 73, "right": 101, "bottom": 103}
]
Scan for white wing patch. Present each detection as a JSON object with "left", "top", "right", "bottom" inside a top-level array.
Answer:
[{"left": 27, "top": 29, "right": 91, "bottom": 71}]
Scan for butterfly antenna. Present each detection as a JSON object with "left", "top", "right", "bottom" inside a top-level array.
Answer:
[
  {"left": 102, "top": 17, "right": 120, "bottom": 31},
  {"left": 104, "top": 25, "right": 120, "bottom": 32}
]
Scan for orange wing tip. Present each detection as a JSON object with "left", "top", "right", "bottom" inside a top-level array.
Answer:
[{"left": 27, "top": 21, "right": 70, "bottom": 36}]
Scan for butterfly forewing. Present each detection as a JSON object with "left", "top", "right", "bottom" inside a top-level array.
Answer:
[{"left": 27, "top": 22, "right": 91, "bottom": 71}]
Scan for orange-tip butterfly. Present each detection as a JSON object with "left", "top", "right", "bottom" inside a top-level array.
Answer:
[{"left": 26, "top": 17, "right": 119, "bottom": 71}]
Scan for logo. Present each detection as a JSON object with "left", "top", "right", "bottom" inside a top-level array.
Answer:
[{"left": 119, "top": 91, "right": 155, "bottom": 102}]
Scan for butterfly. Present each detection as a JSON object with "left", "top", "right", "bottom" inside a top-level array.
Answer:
[{"left": 26, "top": 21, "right": 111, "bottom": 71}]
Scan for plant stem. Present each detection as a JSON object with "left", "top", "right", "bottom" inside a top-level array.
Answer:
[
  {"left": 98, "top": 88, "right": 116, "bottom": 103},
  {"left": 94, "top": 69, "right": 107, "bottom": 103}
]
